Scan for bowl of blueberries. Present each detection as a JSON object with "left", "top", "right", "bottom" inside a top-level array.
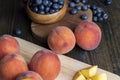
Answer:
[{"left": 26, "top": 0, "right": 67, "bottom": 24}]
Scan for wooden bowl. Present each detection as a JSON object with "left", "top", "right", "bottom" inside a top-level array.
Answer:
[{"left": 26, "top": 0, "right": 67, "bottom": 24}]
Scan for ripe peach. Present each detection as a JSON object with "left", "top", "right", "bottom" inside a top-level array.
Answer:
[
  {"left": 74, "top": 21, "right": 102, "bottom": 50},
  {"left": 0, "top": 34, "right": 19, "bottom": 59},
  {"left": 0, "top": 54, "right": 28, "bottom": 80},
  {"left": 29, "top": 49, "right": 61, "bottom": 80},
  {"left": 16, "top": 71, "right": 43, "bottom": 80},
  {"left": 48, "top": 26, "right": 76, "bottom": 54}
]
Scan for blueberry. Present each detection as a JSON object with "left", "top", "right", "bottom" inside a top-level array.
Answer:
[
  {"left": 81, "top": 5, "right": 88, "bottom": 11},
  {"left": 52, "top": 3, "right": 60, "bottom": 10},
  {"left": 71, "top": 8, "right": 78, "bottom": 15},
  {"left": 90, "top": 5, "right": 97, "bottom": 10},
  {"left": 73, "top": 0, "right": 80, "bottom": 3},
  {"left": 42, "top": 0, "right": 49, "bottom": 6},
  {"left": 32, "top": 6, "right": 38, "bottom": 12},
  {"left": 53, "top": 0, "right": 58, "bottom": 3},
  {"left": 69, "top": 2, "right": 75, "bottom": 8},
  {"left": 45, "top": 7, "right": 50, "bottom": 13},
  {"left": 93, "top": 10, "right": 97, "bottom": 15},
  {"left": 93, "top": 16, "right": 98, "bottom": 22},
  {"left": 96, "top": 13, "right": 102, "bottom": 17},
  {"left": 81, "top": 14, "right": 88, "bottom": 20},
  {"left": 49, "top": 9, "right": 55, "bottom": 14},
  {"left": 75, "top": 5, "right": 81, "bottom": 11},
  {"left": 59, "top": 5, "right": 63, "bottom": 9},
  {"left": 38, "top": 10, "right": 45, "bottom": 14},
  {"left": 58, "top": 0, "right": 64, "bottom": 5},
  {"left": 48, "top": 1, "right": 53, "bottom": 7},
  {"left": 102, "top": 12, "right": 108, "bottom": 20},
  {"left": 87, "top": 4, "right": 91, "bottom": 8},
  {"left": 31, "top": 2, "right": 37, "bottom": 7},
  {"left": 56, "top": 9, "right": 59, "bottom": 11},
  {"left": 81, "top": 0, "right": 88, "bottom": 4},
  {"left": 34, "top": 0, "right": 42, "bottom": 5},
  {"left": 98, "top": 17, "right": 104, "bottom": 21},
  {"left": 38, "top": 5, "right": 44, "bottom": 10},
  {"left": 105, "top": 0, "right": 112, "bottom": 5},
  {"left": 96, "top": 7, "right": 103, "bottom": 13},
  {"left": 14, "top": 28, "right": 22, "bottom": 36}
]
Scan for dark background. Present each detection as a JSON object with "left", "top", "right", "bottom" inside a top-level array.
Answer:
[{"left": 0, "top": 0, "right": 120, "bottom": 76}]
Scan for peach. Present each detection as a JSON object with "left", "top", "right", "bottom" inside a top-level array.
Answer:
[
  {"left": 16, "top": 71, "right": 43, "bottom": 80},
  {"left": 29, "top": 49, "right": 61, "bottom": 80},
  {"left": 74, "top": 21, "right": 102, "bottom": 50},
  {"left": 0, "top": 54, "right": 28, "bottom": 80},
  {"left": 0, "top": 34, "right": 19, "bottom": 59},
  {"left": 48, "top": 26, "right": 76, "bottom": 54}
]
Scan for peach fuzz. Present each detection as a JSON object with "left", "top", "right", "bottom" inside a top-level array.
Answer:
[
  {"left": 0, "top": 34, "right": 19, "bottom": 59},
  {"left": 16, "top": 71, "right": 43, "bottom": 80},
  {"left": 29, "top": 49, "right": 61, "bottom": 80},
  {"left": 74, "top": 21, "right": 102, "bottom": 50},
  {"left": 0, "top": 54, "right": 28, "bottom": 80},
  {"left": 48, "top": 26, "right": 76, "bottom": 54}
]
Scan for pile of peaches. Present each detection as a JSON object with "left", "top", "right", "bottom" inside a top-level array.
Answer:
[
  {"left": 0, "top": 35, "right": 60, "bottom": 80},
  {"left": 0, "top": 20, "right": 102, "bottom": 80}
]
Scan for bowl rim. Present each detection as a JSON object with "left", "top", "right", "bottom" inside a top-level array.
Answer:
[{"left": 26, "top": 0, "right": 67, "bottom": 16}]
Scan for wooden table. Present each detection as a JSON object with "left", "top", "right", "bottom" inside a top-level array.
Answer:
[{"left": 0, "top": 0, "right": 120, "bottom": 76}]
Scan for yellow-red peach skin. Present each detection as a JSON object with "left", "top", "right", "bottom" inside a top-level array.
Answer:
[{"left": 75, "top": 21, "right": 102, "bottom": 50}]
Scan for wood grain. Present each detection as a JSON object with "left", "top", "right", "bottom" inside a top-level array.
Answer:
[
  {"left": 0, "top": 0, "right": 119, "bottom": 77},
  {"left": 16, "top": 37, "right": 120, "bottom": 80},
  {"left": 31, "top": 1, "right": 92, "bottom": 42}
]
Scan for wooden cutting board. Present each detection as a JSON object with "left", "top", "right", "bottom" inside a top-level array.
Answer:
[{"left": 16, "top": 37, "right": 120, "bottom": 80}]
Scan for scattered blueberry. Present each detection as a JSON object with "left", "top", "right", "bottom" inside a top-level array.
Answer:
[
  {"left": 93, "top": 16, "right": 98, "bottom": 22},
  {"left": 98, "top": 17, "right": 104, "bottom": 21},
  {"left": 81, "top": 5, "right": 88, "bottom": 11},
  {"left": 71, "top": 8, "right": 78, "bottom": 15},
  {"left": 105, "top": 0, "right": 112, "bottom": 5},
  {"left": 102, "top": 12, "right": 109, "bottom": 20},
  {"left": 81, "top": 14, "right": 88, "bottom": 20},
  {"left": 96, "top": 7, "right": 103, "bottom": 13},
  {"left": 73, "top": 0, "right": 80, "bottom": 3},
  {"left": 14, "top": 28, "right": 22, "bottom": 36},
  {"left": 81, "top": 0, "right": 88, "bottom": 4},
  {"left": 87, "top": 4, "right": 91, "bottom": 8},
  {"left": 96, "top": 13, "right": 102, "bottom": 17},
  {"left": 69, "top": 2, "right": 75, "bottom": 8},
  {"left": 93, "top": 10, "right": 97, "bottom": 15},
  {"left": 90, "top": 5, "right": 97, "bottom": 10},
  {"left": 75, "top": 5, "right": 81, "bottom": 11}
]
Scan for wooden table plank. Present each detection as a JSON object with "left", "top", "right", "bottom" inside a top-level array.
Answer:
[{"left": 0, "top": 0, "right": 119, "bottom": 76}]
